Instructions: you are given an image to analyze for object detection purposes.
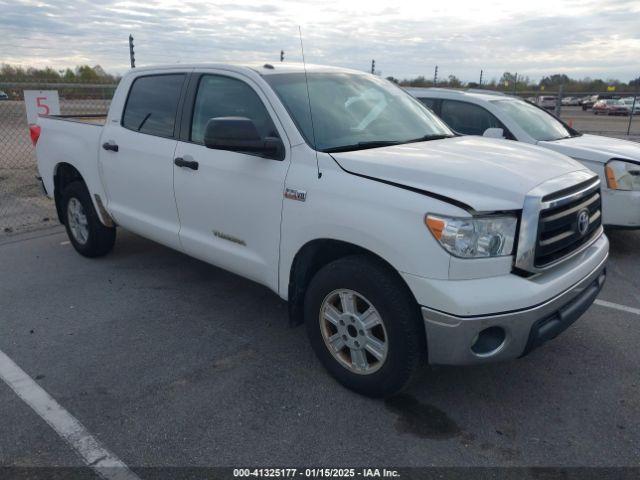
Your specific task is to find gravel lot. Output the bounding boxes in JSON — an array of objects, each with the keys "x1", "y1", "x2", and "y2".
[
  {"x1": 0, "y1": 226, "x2": 639, "y2": 475},
  {"x1": 561, "y1": 106, "x2": 640, "y2": 140}
]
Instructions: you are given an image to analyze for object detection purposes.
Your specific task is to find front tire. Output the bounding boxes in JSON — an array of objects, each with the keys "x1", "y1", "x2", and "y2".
[
  {"x1": 62, "y1": 181, "x2": 116, "y2": 257},
  {"x1": 304, "y1": 255, "x2": 426, "y2": 397}
]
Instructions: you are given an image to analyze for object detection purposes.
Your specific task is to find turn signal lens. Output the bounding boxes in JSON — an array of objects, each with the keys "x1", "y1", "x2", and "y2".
[
  {"x1": 605, "y1": 164, "x2": 618, "y2": 189},
  {"x1": 425, "y1": 216, "x2": 445, "y2": 240}
]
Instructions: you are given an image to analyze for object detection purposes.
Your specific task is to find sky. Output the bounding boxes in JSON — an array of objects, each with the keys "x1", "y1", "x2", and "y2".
[{"x1": 0, "y1": 0, "x2": 639, "y2": 82}]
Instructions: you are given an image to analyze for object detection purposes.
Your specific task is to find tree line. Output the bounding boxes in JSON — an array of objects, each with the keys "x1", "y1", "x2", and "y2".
[
  {"x1": 388, "y1": 72, "x2": 640, "y2": 93},
  {"x1": 0, "y1": 64, "x2": 120, "y2": 83},
  {"x1": 2, "y1": 64, "x2": 638, "y2": 94}
]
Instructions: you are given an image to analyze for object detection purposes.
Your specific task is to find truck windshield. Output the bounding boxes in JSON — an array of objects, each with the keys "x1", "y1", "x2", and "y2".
[
  {"x1": 491, "y1": 99, "x2": 577, "y2": 142},
  {"x1": 264, "y1": 72, "x2": 453, "y2": 152}
]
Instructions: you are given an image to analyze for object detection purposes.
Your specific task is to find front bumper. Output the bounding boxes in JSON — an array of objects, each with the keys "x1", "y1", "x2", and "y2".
[{"x1": 421, "y1": 253, "x2": 607, "y2": 366}]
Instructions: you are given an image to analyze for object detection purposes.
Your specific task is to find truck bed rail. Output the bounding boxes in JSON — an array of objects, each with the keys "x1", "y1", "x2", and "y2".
[{"x1": 41, "y1": 114, "x2": 107, "y2": 126}]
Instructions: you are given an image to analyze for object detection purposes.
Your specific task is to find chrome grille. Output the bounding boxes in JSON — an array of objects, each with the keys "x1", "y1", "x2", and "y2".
[
  {"x1": 535, "y1": 184, "x2": 601, "y2": 267},
  {"x1": 515, "y1": 171, "x2": 603, "y2": 274}
]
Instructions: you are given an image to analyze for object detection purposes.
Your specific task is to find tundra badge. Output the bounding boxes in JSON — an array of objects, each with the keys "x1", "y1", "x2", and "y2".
[{"x1": 284, "y1": 188, "x2": 307, "y2": 202}]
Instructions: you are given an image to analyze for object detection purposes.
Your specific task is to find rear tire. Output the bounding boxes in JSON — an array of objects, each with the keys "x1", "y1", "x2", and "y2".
[
  {"x1": 304, "y1": 255, "x2": 426, "y2": 397},
  {"x1": 61, "y1": 181, "x2": 116, "y2": 257}
]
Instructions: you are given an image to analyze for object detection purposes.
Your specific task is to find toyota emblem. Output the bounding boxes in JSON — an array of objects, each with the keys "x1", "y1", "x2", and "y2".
[{"x1": 577, "y1": 209, "x2": 590, "y2": 236}]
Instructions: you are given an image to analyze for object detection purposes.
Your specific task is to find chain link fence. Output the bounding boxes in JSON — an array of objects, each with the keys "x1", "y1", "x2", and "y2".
[{"x1": 0, "y1": 82, "x2": 116, "y2": 235}]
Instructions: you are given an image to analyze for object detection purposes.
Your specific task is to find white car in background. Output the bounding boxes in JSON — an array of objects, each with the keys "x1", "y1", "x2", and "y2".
[
  {"x1": 566, "y1": 96, "x2": 584, "y2": 106},
  {"x1": 622, "y1": 97, "x2": 640, "y2": 114},
  {"x1": 407, "y1": 88, "x2": 640, "y2": 228},
  {"x1": 537, "y1": 95, "x2": 557, "y2": 109},
  {"x1": 561, "y1": 96, "x2": 582, "y2": 106}
]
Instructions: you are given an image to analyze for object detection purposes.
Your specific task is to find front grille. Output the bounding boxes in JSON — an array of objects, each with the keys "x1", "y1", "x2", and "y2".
[{"x1": 534, "y1": 184, "x2": 602, "y2": 268}]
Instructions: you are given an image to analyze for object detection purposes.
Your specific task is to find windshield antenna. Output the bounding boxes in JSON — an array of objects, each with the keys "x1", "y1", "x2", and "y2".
[{"x1": 299, "y1": 26, "x2": 321, "y2": 179}]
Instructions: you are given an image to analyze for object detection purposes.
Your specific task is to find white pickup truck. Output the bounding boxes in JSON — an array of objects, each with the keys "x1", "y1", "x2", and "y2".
[{"x1": 34, "y1": 63, "x2": 608, "y2": 397}]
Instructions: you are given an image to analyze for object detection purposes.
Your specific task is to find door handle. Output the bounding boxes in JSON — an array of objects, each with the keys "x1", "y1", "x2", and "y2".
[
  {"x1": 102, "y1": 142, "x2": 119, "y2": 152},
  {"x1": 174, "y1": 157, "x2": 199, "y2": 170}
]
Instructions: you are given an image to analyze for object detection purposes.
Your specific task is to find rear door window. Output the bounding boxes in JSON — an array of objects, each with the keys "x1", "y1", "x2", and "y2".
[
  {"x1": 440, "y1": 99, "x2": 502, "y2": 135},
  {"x1": 122, "y1": 74, "x2": 186, "y2": 138}
]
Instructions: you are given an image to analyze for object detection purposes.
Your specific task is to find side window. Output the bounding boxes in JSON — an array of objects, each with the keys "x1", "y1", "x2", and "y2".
[
  {"x1": 440, "y1": 100, "x2": 502, "y2": 135},
  {"x1": 191, "y1": 75, "x2": 278, "y2": 145},
  {"x1": 418, "y1": 97, "x2": 436, "y2": 110},
  {"x1": 122, "y1": 74, "x2": 185, "y2": 137}
]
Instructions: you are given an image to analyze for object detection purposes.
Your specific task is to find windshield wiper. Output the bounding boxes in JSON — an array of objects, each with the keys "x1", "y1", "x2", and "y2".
[
  {"x1": 322, "y1": 134, "x2": 456, "y2": 153},
  {"x1": 406, "y1": 134, "x2": 455, "y2": 143},
  {"x1": 322, "y1": 140, "x2": 402, "y2": 153}
]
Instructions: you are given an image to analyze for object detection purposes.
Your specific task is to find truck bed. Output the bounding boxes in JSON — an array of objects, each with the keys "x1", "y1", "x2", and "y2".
[{"x1": 36, "y1": 115, "x2": 107, "y2": 201}]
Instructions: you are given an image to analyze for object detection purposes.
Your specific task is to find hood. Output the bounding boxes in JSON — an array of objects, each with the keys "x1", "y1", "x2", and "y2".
[
  {"x1": 539, "y1": 134, "x2": 640, "y2": 163},
  {"x1": 330, "y1": 136, "x2": 586, "y2": 212}
]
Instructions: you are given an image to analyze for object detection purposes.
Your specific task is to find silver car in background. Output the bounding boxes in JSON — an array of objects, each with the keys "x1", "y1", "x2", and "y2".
[{"x1": 406, "y1": 87, "x2": 640, "y2": 229}]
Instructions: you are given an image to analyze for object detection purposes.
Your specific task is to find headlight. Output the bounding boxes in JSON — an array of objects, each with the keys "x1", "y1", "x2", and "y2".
[
  {"x1": 425, "y1": 214, "x2": 517, "y2": 258},
  {"x1": 605, "y1": 160, "x2": 640, "y2": 191}
]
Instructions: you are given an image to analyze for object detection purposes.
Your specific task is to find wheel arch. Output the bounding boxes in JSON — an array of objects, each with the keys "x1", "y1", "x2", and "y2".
[
  {"x1": 286, "y1": 238, "x2": 419, "y2": 326},
  {"x1": 53, "y1": 162, "x2": 84, "y2": 225},
  {"x1": 53, "y1": 162, "x2": 113, "y2": 227}
]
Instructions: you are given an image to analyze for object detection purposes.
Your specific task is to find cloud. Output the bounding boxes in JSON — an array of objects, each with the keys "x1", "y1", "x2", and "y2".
[{"x1": 0, "y1": 0, "x2": 638, "y2": 81}]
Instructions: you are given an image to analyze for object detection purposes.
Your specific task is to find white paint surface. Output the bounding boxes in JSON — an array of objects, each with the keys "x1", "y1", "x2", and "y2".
[{"x1": 595, "y1": 299, "x2": 640, "y2": 316}]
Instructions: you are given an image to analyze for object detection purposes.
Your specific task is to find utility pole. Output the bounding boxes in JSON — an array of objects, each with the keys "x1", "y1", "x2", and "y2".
[
  {"x1": 371, "y1": 59, "x2": 375, "y2": 74},
  {"x1": 479, "y1": 69, "x2": 483, "y2": 87},
  {"x1": 433, "y1": 65, "x2": 438, "y2": 86},
  {"x1": 128, "y1": 34, "x2": 135, "y2": 68},
  {"x1": 512, "y1": 72, "x2": 518, "y2": 95},
  {"x1": 280, "y1": 50, "x2": 284, "y2": 62}
]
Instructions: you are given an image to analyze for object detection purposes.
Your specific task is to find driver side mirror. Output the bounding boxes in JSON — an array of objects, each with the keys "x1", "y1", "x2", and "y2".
[
  {"x1": 203, "y1": 117, "x2": 284, "y2": 160},
  {"x1": 482, "y1": 127, "x2": 505, "y2": 139}
]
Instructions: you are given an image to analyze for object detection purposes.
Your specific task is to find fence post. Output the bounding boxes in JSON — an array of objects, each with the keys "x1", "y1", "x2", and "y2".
[
  {"x1": 628, "y1": 84, "x2": 638, "y2": 136},
  {"x1": 555, "y1": 84, "x2": 563, "y2": 117}
]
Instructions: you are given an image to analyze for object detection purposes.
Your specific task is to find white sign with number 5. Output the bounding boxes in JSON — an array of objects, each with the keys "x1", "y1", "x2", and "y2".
[{"x1": 24, "y1": 90, "x2": 60, "y2": 125}]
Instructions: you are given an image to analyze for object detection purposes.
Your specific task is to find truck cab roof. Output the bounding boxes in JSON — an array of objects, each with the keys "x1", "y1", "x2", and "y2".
[{"x1": 125, "y1": 62, "x2": 365, "y2": 77}]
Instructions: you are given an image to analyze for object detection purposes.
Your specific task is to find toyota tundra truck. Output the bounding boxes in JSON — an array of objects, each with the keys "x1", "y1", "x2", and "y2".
[{"x1": 33, "y1": 63, "x2": 608, "y2": 397}]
